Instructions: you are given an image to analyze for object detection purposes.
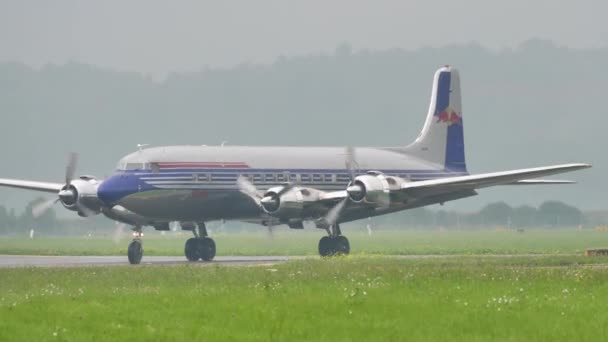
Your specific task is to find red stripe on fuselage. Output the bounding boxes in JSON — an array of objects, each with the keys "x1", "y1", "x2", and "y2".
[{"x1": 158, "y1": 162, "x2": 250, "y2": 169}]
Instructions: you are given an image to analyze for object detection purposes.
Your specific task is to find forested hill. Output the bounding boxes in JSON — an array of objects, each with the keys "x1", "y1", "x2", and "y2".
[{"x1": 0, "y1": 39, "x2": 603, "y2": 210}]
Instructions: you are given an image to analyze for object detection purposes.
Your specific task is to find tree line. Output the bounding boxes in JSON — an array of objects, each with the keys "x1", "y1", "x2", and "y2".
[
  {"x1": 0, "y1": 197, "x2": 601, "y2": 236},
  {"x1": 373, "y1": 201, "x2": 589, "y2": 229}
]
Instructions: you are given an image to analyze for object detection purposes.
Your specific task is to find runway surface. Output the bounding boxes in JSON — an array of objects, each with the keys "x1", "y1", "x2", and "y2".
[
  {"x1": 0, "y1": 255, "x2": 291, "y2": 268},
  {"x1": 0, "y1": 253, "x2": 581, "y2": 268}
]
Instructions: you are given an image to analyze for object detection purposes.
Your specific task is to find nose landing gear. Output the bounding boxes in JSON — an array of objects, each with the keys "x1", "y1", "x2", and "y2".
[{"x1": 127, "y1": 228, "x2": 144, "y2": 264}]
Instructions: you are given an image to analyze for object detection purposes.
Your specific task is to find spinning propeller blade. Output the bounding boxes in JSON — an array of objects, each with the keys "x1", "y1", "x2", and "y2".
[
  {"x1": 32, "y1": 198, "x2": 59, "y2": 218},
  {"x1": 31, "y1": 152, "x2": 82, "y2": 218}
]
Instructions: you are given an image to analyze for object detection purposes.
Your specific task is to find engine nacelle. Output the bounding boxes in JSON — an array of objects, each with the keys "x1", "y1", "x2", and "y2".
[
  {"x1": 59, "y1": 177, "x2": 102, "y2": 216},
  {"x1": 260, "y1": 186, "x2": 320, "y2": 219},
  {"x1": 102, "y1": 204, "x2": 149, "y2": 226},
  {"x1": 347, "y1": 172, "x2": 408, "y2": 204}
]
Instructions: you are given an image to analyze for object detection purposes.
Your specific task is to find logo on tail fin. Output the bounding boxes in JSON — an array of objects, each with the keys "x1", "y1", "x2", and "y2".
[{"x1": 436, "y1": 106, "x2": 462, "y2": 126}]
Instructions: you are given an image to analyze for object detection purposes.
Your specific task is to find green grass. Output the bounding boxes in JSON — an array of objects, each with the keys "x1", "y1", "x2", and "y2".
[
  {"x1": 2, "y1": 256, "x2": 608, "y2": 341},
  {"x1": 1, "y1": 229, "x2": 608, "y2": 256}
]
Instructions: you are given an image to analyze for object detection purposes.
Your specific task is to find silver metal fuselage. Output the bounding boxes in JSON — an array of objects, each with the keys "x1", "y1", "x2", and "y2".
[{"x1": 96, "y1": 145, "x2": 466, "y2": 224}]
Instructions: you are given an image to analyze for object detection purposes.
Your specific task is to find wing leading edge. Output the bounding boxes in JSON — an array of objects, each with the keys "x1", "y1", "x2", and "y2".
[
  {"x1": 400, "y1": 163, "x2": 591, "y2": 197},
  {"x1": 0, "y1": 178, "x2": 63, "y2": 193}
]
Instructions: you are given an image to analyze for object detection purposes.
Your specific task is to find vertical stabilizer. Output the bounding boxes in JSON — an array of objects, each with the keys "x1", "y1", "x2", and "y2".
[{"x1": 404, "y1": 66, "x2": 467, "y2": 172}]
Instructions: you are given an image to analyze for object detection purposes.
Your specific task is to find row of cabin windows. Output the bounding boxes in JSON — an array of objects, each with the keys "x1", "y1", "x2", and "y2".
[
  {"x1": 122, "y1": 163, "x2": 412, "y2": 181},
  {"x1": 188, "y1": 173, "x2": 411, "y2": 183},
  {"x1": 190, "y1": 173, "x2": 340, "y2": 183}
]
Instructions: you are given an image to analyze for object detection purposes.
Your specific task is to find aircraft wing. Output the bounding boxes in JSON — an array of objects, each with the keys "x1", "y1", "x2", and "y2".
[
  {"x1": 0, "y1": 178, "x2": 63, "y2": 193},
  {"x1": 400, "y1": 163, "x2": 590, "y2": 197}
]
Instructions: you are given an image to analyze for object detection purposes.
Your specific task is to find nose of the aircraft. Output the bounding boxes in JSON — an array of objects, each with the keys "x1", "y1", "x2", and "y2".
[{"x1": 97, "y1": 174, "x2": 135, "y2": 205}]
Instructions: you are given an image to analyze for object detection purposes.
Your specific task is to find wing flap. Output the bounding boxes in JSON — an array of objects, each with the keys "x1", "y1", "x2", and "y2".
[
  {"x1": 0, "y1": 178, "x2": 63, "y2": 193},
  {"x1": 401, "y1": 163, "x2": 590, "y2": 197}
]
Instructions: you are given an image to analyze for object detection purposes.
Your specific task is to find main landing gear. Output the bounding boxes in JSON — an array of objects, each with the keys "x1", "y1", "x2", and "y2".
[
  {"x1": 318, "y1": 223, "x2": 350, "y2": 257},
  {"x1": 184, "y1": 222, "x2": 216, "y2": 262},
  {"x1": 128, "y1": 227, "x2": 144, "y2": 265}
]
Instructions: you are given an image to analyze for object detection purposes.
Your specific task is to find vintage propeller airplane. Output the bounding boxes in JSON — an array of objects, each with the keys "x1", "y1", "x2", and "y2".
[{"x1": 0, "y1": 66, "x2": 590, "y2": 264}]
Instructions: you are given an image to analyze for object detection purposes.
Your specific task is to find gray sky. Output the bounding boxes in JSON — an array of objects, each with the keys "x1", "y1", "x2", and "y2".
[{"x1": 1, "y1": 0, "x2": 606, "y2": 77}]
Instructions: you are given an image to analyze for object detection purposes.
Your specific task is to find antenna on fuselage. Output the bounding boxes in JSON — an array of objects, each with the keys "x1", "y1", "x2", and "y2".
[
  {"x1": 220, "y1": 141, "x2": 228, "y2": 167},
  {"x1": 136, "y1": 144, "x2": 149, "y2": 151}
]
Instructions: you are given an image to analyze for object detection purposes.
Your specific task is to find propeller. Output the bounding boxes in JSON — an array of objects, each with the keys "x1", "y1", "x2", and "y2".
[
  {"x1": 32, "y1": 152, "x2": 96, "y2": 218},
  {"x1": 237, "y1": 176, "x2": 291, "y2": 239},
  {"x1": 366, "y1": 217, "x2": 373, "y2": 236},
  {"x1": 345, "y1": 145, "x2": 357, "y2": 181},
  {"x1": 236, "y1": 176, "x2": 261, "y2": 203},
  {"x1": 31, "y1": 198, "x2": 59, "y2": 218},
  {"x1": 323, "y1": 197, "x2": 348, "y2": 228},
  {"x1": 237, "y1": 175, "x2": 296, "y2": 212},
  {"x1": 317, "y1": 146, "x2": 357, "y2": 228},
  {"x1": 321, "y1": 146, "x2": 391, "y2": 227},
  {"x1": 65, "y1": 152, "x2": 78, "y2": 185}
]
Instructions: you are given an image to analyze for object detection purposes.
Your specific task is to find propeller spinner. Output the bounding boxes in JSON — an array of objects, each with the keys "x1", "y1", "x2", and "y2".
[{"x1": 32, "y1": 153, "x2": 98, "y2": 218}]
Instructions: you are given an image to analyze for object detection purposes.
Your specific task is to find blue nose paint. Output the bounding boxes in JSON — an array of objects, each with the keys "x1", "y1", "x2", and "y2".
[{"x1": 97, "y1": 172, "x2": 139, "y2": 205}]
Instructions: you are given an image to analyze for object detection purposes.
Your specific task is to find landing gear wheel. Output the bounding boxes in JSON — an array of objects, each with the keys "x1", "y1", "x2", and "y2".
[
  {"x1": 185, "y1": 238, "x2": 200, "y2": 261},
  {"x1": 334, "y1": 236, "x2": 350, "y2": 255},
  {"x1": 319, "y1": 236, "x2": 333, "y2": 257},
  {"x1": 197, "y1": 237, "x2": 216, "y2": 261},
  {"x1": 128, "y1": 240, "x2": 143, "y2": 264},
  {"x1": 318, "y1": 236, "x2": 350, "y2": 257}
]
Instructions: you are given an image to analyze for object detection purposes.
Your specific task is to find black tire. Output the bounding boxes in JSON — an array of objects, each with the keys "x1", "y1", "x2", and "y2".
[
  {"x1": 185, "y1": 238, "x2": 200, "y2": 261},
  {"x1": 318, "y1": 236, "x2": 333, "y2": 257},
  {"x1": 128, "y1": 240, "x2": 143, "y2": 264},
  {"x1": 334, "y1": 236, "x2": 350, "y2": 255},
  {"x1": 198, "y1": 238, "x2": 216, "y2": 261}
]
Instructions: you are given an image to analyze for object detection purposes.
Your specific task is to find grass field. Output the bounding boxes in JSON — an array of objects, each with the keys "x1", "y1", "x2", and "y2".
[
  {"x1": 2, "y1": 229, "x2": 608, "y2": 340},
  {"x1": 1, "y1": 229, "x2": 608, "y2": 256},
  {"x1": 1, "y1": 256, "x2": 608, "y2": 341}
]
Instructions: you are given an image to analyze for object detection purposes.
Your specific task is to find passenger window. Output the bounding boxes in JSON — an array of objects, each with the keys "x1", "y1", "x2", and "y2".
[
  {"x1": 276, "y1": 173, "x2": 285, "y2": 182},
  {"x1": 336, "y1": 173, "x2": 349, "y2": 182}
]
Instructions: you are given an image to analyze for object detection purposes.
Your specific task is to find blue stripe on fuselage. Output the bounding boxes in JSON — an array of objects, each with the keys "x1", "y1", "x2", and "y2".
[{"x1": 97, "y1": 168, "x2": 469, "y2": 205}]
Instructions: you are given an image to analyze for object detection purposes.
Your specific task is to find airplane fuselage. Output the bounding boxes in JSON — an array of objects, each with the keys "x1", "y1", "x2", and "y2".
[{"x1": 97, "y1": 145, "x2": 468, "y2": 222}]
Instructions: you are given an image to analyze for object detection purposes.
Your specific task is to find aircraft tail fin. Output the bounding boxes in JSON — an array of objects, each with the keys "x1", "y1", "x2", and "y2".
[{"x1": 404, "y1": 66, "x2": 467, "y2": 172}]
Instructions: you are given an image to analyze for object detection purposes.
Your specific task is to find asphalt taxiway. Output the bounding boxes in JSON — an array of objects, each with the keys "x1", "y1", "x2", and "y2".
[{"x1": 0, "y1": 254, "x2": 589, "y2": 268}]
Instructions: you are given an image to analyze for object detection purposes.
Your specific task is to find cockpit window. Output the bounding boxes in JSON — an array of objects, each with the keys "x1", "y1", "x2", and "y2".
[
  {"x1": 126, "y1": 163, "x2": 144, "y2": 170},
  {"x1": 117, "y1": 162, "x2": 148, "y2": 171}
]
